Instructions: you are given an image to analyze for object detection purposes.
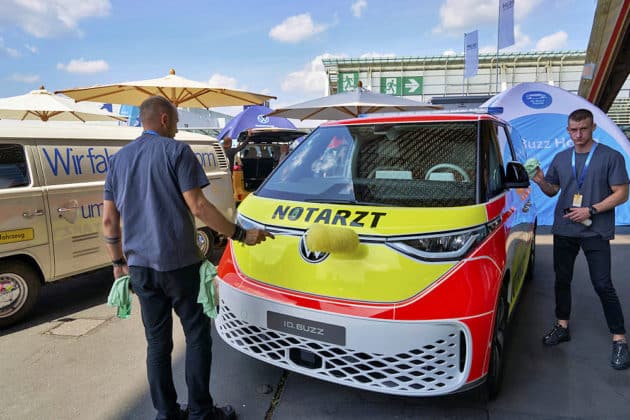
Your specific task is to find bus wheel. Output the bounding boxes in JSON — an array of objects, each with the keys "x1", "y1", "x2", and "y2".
[
  {"x1": 485, "y1": 281, "x2": 509, "y2": 400},
  {"x1": 196, "y1": 228, "x2": 214, "y2": 260},
  {"x1": 0, "y1": 260, "x2": 41, "y2": 328}
]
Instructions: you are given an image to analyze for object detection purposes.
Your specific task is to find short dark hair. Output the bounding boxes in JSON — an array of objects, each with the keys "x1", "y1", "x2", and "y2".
[
  {"x1": 140, "y1": 95, "x2": 176, "y2": 123},
  {"x1": 568, "y1": 108, "x2": 594, "y2": 124}
]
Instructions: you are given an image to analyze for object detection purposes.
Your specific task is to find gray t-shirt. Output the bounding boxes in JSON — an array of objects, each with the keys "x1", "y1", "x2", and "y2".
[
  {"x1": 104, "y1": 133, "x2": 209, "y2": 271},
  {"x1": 546, "y1": 142, "x2": 629, "y2": 239}
]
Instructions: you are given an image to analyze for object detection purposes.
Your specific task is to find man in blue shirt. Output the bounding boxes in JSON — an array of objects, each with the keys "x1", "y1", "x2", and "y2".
[
  {"x1": 532, "y1": 108, "x2": 629, "y2": 370},
  {"x1": 103, "y1": 95, "x2": 273, "y2": 419}
]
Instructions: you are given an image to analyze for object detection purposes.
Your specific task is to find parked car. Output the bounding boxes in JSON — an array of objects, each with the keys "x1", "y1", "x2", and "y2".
[
  {"x1": 215, "y1": 111, "x2": 537, "y2": 399},
  {"x1": 231, "y1": 128, "x2": 307, "y2": 204}
]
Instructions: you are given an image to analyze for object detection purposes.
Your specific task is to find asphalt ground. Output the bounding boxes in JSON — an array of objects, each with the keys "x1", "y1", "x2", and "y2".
[{"x1": 1, "y1": 232, "x2": 630, "y2": 419}]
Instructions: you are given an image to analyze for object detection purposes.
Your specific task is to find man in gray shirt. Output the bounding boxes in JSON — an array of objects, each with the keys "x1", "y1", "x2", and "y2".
[
  {"x1": 103, "y1": 96, "x2": 273, "y2": 419},
  {"x1": 532, "y1": 108, "x2": 629, "y2": 370}
]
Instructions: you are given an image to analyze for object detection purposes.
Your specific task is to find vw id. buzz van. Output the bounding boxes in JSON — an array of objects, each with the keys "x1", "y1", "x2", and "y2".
[
  {"x1": 0, "y1": 122, "x2": 234, "y2": 327},
  {"x1": 215, "y1": 112, "x2": 536, "y2": 399}
]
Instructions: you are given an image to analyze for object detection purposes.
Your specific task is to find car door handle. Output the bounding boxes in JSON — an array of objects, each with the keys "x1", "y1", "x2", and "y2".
[
  {"x1": 23, "y1": 209, "x2": 45, "y2": 217},
  {"x1": 57, "y1": 206, "x2": 78, "y2": 213}
]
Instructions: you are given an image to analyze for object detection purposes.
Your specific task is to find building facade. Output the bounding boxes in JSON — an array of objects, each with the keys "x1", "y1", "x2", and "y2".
[{"x1": 322, "y1": 51, "x2": 630, "y2": 124}]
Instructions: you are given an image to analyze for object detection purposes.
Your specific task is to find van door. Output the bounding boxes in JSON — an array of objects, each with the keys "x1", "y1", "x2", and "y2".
[
  {"x1": 0, "y1": 142, "x2": 50, "y2": 275},
  {"x1": 495, "y1": 123, "x2": 536, "y2": 301},
  {"x1": 37, "y1": 142, "x2": 117, "y2": 278}
]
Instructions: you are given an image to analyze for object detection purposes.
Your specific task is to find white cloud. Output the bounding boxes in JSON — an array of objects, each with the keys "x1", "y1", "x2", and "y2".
[
  {"x1": 281, "y1": 53, "x2": 347, "y2": 94},
  {"x1": 25, "y1": 43, "x2": 38, "y2": 53},
  {"x1": 433, "y1": 0, "x2": 542, "y2": 35},
  {"x1": 479, "y1": 45, "x2": 496, "y2": 54},
  {"x1": 535, "y1": 31, "x2": 568, "y2": 51},
  {"x1": 0, "y1": 37, "x2": 20, "y2": 57},
  {"x1": 442, "y1": 49, "x2": 457, "y2": 56},
  {"x1": 269, "y1": 13, "x2": 327, "y2": 43},
  {"x1": 0, "y1": 0, "x2": 111, "y2": 38},
  {"x1": 500, "y1": 24, "x2": 532, "y2": 52},
  {"x1": 351, "y1": 0, "x2": 367, "y2": 18},
  {"x1": 207, "y1": 73, "x2": 239, "y2": 89},
  {"x1": 9, "y1": 73, "x2": 40, "y2": 83},
  {"x1": 478, "y1": 24, "x2": 531, "y2": 53},
  {"x1": 57, "y1": 58, "x2": 109, "y2": 73}
]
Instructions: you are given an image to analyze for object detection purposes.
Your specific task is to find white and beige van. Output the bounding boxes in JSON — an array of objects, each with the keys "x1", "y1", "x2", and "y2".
[{"x1": 0, "y1": 122, "x2": 234, "y2": 327}]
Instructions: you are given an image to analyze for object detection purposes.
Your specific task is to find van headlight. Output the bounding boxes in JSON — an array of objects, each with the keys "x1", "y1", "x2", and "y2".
[
  {"x1": 236, "y1": 213, "x2": 265, "y2": 231},
  {"x1": 386, "y1": 219, "x2": 499, "y2": 262}
]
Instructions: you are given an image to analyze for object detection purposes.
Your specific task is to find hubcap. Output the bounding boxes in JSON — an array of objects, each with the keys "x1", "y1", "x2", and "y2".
[{"x1": 0, "y1": 274, "x2": 27, "y2": 316}]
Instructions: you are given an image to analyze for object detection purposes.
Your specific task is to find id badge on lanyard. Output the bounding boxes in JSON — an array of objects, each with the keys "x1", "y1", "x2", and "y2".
[{"x1": 572, "y1": 143, "x2": 598, "y2": 208}]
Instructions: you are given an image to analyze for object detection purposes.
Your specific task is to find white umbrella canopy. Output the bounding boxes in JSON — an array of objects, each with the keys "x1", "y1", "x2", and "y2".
[
  {"x1": 56, "y1": 69, "x2": 276, "y2": 108},
  {"x1": 0, "y1": 87, "x2": 127, "y2": 122},
  {"x1": 267, "y1": 88, "x2": 442, "y2": 121}
]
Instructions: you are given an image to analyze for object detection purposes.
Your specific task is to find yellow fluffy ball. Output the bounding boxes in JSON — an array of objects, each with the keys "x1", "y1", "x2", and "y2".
[{"x1": 305, "y1": 224, "x2": 359, "y2": 253}]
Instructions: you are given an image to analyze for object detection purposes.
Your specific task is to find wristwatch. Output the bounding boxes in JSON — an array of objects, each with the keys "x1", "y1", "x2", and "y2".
[
  {"x1": 112, "y1": 257, "x2": 126, "y2": 267},
  {"x1": 589, "y1": 205, "x2": 598, "y2": 216}
]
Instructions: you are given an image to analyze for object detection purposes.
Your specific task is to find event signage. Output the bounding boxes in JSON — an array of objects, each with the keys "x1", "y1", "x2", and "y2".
[
  {"x1": 522, "y1": 91, "x2": 553, "y2": 109},
  {"x1": 339, "y1": 72, "x2": 359, "y2": 92},
  {"x1": 380, "y1": 76, "x2": 423, "y2": 96}
]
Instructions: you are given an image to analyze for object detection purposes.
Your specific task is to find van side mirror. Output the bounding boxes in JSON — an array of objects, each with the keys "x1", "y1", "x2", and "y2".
[{"x1": 504, "y1": 162, "x2": 530, "y2": 189}]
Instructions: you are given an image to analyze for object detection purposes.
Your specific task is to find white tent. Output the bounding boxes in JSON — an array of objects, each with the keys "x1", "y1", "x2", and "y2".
[{"x1": 482, "y1": 82, "x2": 630, "y2": 226}]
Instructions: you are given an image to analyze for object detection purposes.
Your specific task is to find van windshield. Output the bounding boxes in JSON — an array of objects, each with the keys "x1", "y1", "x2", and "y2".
[{"x1": 257, "y1": 122, "x2": 478, "y2": 207}]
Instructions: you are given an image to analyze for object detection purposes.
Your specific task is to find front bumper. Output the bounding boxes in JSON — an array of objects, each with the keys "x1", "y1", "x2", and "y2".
[{"x1": 215, "y1": 280, "x2": 475, "y2": 396}]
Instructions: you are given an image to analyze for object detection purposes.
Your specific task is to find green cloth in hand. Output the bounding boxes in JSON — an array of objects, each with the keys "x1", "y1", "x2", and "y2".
[
  {"x1": 107, "y1": 275, "x2": 132, "y2": 319},
  {"x1": 524, "y1": 158, "x2": 541, "y2": 179},
  {"x1": 198, "y1": 260, "x2": 218, "y2": 319}
]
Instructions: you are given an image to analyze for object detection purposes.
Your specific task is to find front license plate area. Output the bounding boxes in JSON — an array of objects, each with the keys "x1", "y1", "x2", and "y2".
[{"x1": 267, "y1": 311, "x2": 346, "y2": 346}]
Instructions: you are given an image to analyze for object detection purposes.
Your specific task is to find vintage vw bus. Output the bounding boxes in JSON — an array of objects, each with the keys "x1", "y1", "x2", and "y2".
[
  {"x1": 0, "y1": 122, "x2": 233, "y2": 327},
  {"x1": 215, "y1": 112, "x2": 536, "y2": 399}
]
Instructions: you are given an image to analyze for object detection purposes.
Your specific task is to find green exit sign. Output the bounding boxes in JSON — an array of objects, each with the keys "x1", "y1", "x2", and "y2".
[{"x1": 380, "y1": 76, "x2": 423, "y2": 96}]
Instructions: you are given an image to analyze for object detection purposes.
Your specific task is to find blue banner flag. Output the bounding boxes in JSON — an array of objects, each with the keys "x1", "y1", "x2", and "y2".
[
  {"x1": 498, "y1": 0, "x2": 515, "y2": 49},
  {"x1": 464, "y1": 30, "x2": 479, "y2": 78}
]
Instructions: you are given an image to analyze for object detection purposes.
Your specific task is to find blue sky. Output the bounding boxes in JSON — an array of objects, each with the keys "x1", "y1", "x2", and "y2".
[{"x1": 0, "y1": 0, "x2": 598, "y2": 113}]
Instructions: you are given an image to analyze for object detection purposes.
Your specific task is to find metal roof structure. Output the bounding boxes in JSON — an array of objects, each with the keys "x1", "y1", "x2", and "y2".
[{"x1": 578, "y1": 0, "x2": 630, "y2": 112}]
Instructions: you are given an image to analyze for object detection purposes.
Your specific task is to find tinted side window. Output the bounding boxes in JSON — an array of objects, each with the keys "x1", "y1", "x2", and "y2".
[
  {"x1": 497, "y1": 124, "x2": 516, "y2": 169},
  {"x1": 481, "y1": 122, "x2": 504, "y2": 200},
  {"x1": 507, "y1": 125, "x2": 528, "y2": 163},
  {"x1": 0, "y1": 144, "x2": 30, "y2": 189}
]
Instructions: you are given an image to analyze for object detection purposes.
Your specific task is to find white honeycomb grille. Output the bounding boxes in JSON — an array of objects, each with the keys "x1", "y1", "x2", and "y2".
[{"x1": 216, "y1": 302, "x2": 469, "y2": 396}]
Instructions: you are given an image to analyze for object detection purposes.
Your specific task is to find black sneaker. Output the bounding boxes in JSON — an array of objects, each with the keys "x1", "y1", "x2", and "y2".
[
  {"x1": 211, "y1": 405, "x2": 236, "y2": 420},
  {"x1": 611, "y1": 340, "x2": 630, "y2": 370},
  {"x1": 542, "y1": 324, "x2": 570, "y2": 346}
]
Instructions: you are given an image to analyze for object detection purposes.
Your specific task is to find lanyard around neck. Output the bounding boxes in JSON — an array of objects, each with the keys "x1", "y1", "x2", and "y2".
[
  {"x1": 142, "y1": 130, "x2": 160, "y2": 136},
  {"x1": 572, "y1": 142, "x2": 597, "y2": 193}
]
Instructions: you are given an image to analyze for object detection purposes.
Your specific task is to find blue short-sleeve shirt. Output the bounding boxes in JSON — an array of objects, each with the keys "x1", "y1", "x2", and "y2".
[
  {"x1": 546, "y1": 142, "x2": 629, "y2": 239},
  {"x1": 104, "y1": 133, "x2": 209, "y2": 271}
]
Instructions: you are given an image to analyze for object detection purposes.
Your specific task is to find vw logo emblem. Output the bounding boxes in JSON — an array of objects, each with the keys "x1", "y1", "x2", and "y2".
[
  {"x1": 298, "y1": 233, "x2": 329, "y2": 263},
  {"x1": 257, "y1": 114, "x2": 270, "y2": 124}
]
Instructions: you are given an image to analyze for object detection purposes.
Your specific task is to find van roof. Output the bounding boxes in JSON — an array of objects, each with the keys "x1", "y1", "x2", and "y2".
[
  {"x1": 0, "y1": 121, "x2": 217, "y2": 142},
  {"x1": 322, "y1": 112, "x2": 503, "y2": 127}
]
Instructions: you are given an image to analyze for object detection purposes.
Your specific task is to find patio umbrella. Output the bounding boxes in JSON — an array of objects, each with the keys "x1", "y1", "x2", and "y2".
[
  {"x1": 267, "y1": 88, "x2": 441, "y2": 120},
  {"x1": 0, "y1": 87, "x2": 127, "y2": 122},
  {"x1": 217, "y1": 105, "x2": 295, "y2": 140},
  {"x1": 56, "y1": 69, "x2": 276, "y2": 108}
]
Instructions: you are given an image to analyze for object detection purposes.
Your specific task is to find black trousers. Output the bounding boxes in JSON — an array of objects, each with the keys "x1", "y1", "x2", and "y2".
[
  {"x1": 553, "y1": 235, "x2": 626, "y2": 334},
  {"x1": 129, "y1": 262, "x2": 214, "y2": 420}
]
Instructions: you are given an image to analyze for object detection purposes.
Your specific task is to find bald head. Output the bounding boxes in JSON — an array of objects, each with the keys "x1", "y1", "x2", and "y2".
[{"x1": 140, "y1": 95, "x2": 179, "y2": 138}]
